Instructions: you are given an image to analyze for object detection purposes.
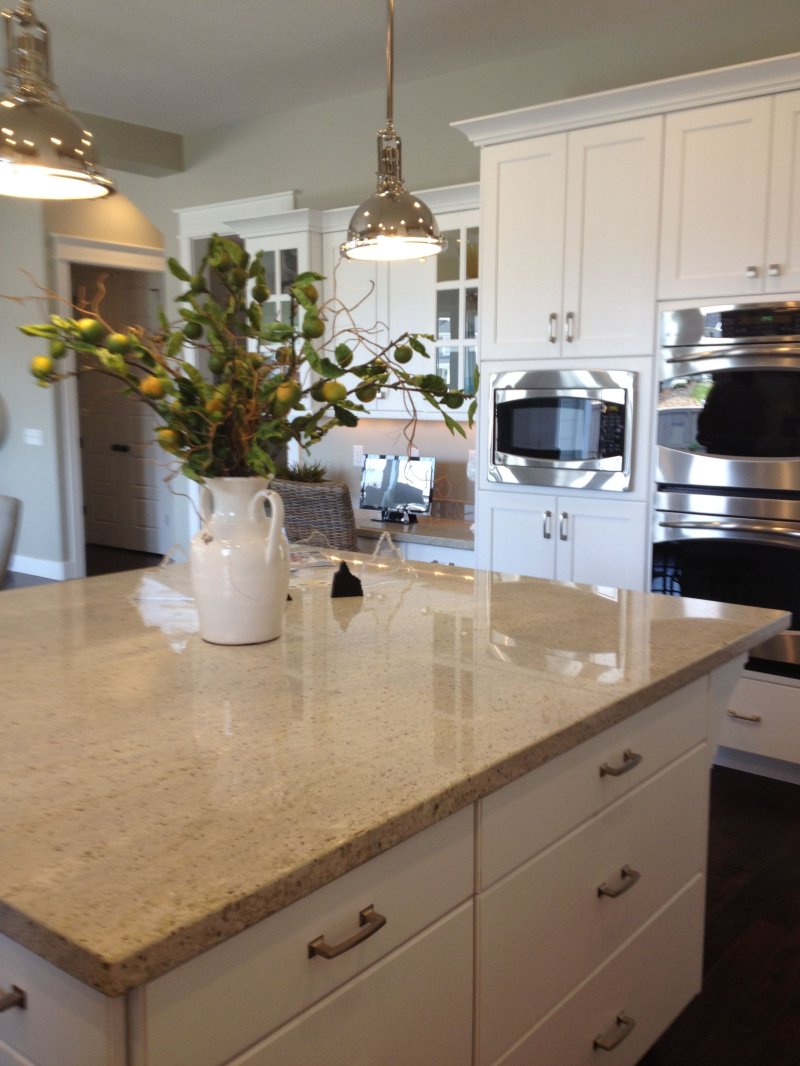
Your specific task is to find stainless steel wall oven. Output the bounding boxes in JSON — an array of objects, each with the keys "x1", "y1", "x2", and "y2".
[{"x1": 653, "y1": 300, "x2": 800, "y2": 677}]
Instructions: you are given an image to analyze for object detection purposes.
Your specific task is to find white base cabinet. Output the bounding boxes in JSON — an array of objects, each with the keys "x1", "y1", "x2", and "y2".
[
  {"x1": 0, "y1": 669, "x2": 734, "y2": 1066},
  {"x1": 477, "y1": 490, "x2": 649, "y2": 591}
]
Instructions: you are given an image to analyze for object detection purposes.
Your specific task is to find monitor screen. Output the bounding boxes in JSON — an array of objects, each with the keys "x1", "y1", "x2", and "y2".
[{"x1": 359, "y1": 454, "x2": 436, "y2": 521}]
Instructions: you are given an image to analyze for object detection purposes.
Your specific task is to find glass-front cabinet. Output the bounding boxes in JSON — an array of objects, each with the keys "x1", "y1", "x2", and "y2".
[{"x1": 435, "y1": 219, "x2": 479, "y2": 397}]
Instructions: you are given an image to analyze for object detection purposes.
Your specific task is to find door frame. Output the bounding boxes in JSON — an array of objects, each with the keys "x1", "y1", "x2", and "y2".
[{"x1": 50, "y1": 235, "x2": 166, "y2": 579}]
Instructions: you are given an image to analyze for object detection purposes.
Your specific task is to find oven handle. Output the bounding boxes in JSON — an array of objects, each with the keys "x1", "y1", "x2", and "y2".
[
  {"x1": 664, "y1": 343, "x2": 800, "y2": 364},
  {"x1": 659, "y1": 518, "x2": 800, "y2": 539}
]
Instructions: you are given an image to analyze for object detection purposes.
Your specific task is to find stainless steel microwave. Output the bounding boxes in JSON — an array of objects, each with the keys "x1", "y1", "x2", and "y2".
[{"x1": 489, "y1": 369, "x2": 635, "y2": 491}]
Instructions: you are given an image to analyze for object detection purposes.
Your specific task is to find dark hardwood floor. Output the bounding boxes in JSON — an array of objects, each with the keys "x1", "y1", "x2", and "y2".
[
  {"x1": 84, "y1": 543, "x2": 163, "y2": 576},
  {"x1": 640, "y1": 765, "x2": 800, "y2": 1065}
]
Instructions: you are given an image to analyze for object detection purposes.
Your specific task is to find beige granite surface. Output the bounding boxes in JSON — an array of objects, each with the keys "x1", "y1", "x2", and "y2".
[
  {"x1": 354, "y1": 509, "x2": 474, "y2": 549},
  {"x1": 0, "y1": 557, "x2": 787, "y2": 996}
]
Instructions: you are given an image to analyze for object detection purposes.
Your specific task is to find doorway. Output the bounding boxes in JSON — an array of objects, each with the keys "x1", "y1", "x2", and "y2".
[{"x1": 51, "y1": 237, "x2": 169, "y2": 579}]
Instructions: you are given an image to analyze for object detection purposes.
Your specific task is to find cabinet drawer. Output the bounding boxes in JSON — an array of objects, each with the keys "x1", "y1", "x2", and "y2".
[
  {"x1": 491, "y1": 875, "x2": 704, "y2": 1066},
  {"x1": 480, "y1": 676, "x2": 709, "y2": 886},
  {"x1": 228, "y1": 903, "x2": 473, "y2": 1066},
  {"x1": 719, "y1": 674, "x2": 800, "y2": 764},
  {"x1": 132, "y1": 806, "x2": 473, "y2": 1066},
  {"x1": 0, "y1": 932, "x2": 126, "y2": 1066},
  {"x1": 477, "y1": 746, "x2": 707, "y2": 1065}
]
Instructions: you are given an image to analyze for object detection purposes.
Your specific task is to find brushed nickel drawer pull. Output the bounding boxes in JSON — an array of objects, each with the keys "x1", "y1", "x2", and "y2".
[
  {"x1": 727, "y1": 708, "x2": 762, "y2": 723},
  {"x1": 594, "y1": 1012, "x2": 636, "y2": 1051},
  {"x1": 598, "y1": 864, "x2": 641, "y2": 898},
  {"x1": 0, "y1": 985, "x2": 26, "y2": 1012},
  {"x1": 308, "y1": 905, "x2": 387, "y2": 960},
  {"x1": 548, "y1": 311, "x2": 558, "y2": 343},
  {"x1": 599, "y1": 749, "x2": 643, "y2": 777}
]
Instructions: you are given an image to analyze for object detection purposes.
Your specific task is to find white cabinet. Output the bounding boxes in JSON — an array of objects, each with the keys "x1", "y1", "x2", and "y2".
[
  {"x1": 228, "y1": 904, "x2": 473, "y2": 1066},
  {"x1": 480, "y1": 116, "x2": 662, "y2": 361},
  {"x1": 659, "y1": 90, "x2": 800, "y2": 299},
  {"x1": 478, "y1": 490, "x2": 649, "y2": 591},
  {"x1": 718, "y1": 671, "x2": 800, "y2": 766},
  {"x1": 476, "y1": 676, "x2": 715, "y2": 1066}
]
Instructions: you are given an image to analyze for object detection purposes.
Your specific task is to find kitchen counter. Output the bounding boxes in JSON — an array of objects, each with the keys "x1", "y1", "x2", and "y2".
[
  {"x1": 353, "y1": 509, "x2": 474, "y2": 549},
  {"x1": 0, "y1": 557, "x2": 787, "y2": 998}
]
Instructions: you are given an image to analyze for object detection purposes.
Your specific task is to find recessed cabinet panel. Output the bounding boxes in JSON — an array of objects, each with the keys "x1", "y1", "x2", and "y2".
[
  {"x1": 658, "y1": 97, "x2": 773, "y2": 298},
  {"x1": 766, "y1": 90, "x2": 800, "y2": 294}
]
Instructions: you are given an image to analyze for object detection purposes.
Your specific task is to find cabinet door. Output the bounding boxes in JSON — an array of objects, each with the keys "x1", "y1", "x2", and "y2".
[
  {"x1": 481, "y1": 135, "x2": 567, "y2": 360},
  {"x1": 228, "y1": 904, "x2": 473, "y2": 1066},
  {"x1": 371, "y1": 256, "x2": 437, "y2": 417},
  {"x1": 766, "y1": 89, "x2": 800, "y2": 294},
  {"x1": 659, "y1": 97, "x2": 772, "y2": 299},
  {"x1": 563, "y1": 116, "x2": 661, "y2": 357},
  {"x1": 477, "y1": 491, "x2": 558, "y2": 578},
  {"x1": 555, "y1": 498, "x2": 648, "y2": 591}
]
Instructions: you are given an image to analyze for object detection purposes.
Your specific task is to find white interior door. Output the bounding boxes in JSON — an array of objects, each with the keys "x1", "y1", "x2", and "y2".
[{"x1": 72, "y1": 265, "x2": 173, "y2": 555}]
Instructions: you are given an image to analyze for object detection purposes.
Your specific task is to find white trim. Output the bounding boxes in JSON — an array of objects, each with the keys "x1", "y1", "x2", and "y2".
[
  {"x1": 175, "y1": 192, "x2": 297, "y2": 238},
  {"x1": 49, "y1": 236, "x2": 167, "y2": 581},
  {"x1": 453, "y1": 52, "x2": 800, "y2": 146},
  {"x1": 234, "y1": 207, "x2": 324, "y2": 240},
  {"x1": 9, "y1": 553, "x2": 67, "y2": 581}
]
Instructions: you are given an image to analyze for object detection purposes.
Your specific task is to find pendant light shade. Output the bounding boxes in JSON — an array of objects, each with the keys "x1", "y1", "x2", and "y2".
[
  {"x1": 341, "y1": 0, "x2": 444, "y2": 262},
  {"x1": 0, "y1": 1, "x2": 114, "y2": 200}
]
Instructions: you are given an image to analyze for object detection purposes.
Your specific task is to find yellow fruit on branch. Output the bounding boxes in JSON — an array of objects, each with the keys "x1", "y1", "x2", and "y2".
[{"x1": 139, "y1": 375, "x2": 166, "y2": 399}]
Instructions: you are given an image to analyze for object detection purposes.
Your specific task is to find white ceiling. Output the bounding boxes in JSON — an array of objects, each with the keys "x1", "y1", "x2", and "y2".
[{"x1": 24, "y1": 0, "x2": 777, "y2": 136}]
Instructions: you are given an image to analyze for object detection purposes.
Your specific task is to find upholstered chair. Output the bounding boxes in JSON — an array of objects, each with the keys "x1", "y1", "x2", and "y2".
[{"x1": 0, "y1": 496, "x2": 21, "y2": 586}]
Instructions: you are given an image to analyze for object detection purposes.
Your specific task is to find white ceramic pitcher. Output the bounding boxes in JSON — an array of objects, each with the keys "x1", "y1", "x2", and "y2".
[{"x1": 190, "y1": 477, "x2": 290, "y2": 645}]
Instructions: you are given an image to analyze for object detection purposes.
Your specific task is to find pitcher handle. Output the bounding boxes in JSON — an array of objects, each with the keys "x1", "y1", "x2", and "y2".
[{"x1": 250, "y1": 488, "x2": 285, "y2": 563}]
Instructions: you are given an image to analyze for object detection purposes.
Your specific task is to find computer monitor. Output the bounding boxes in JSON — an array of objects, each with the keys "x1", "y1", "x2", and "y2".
[{"x1": 359, "y1": 454, "x2": 436, "y2": 524}]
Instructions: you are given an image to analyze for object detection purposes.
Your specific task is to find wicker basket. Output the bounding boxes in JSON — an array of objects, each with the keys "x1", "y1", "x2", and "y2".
[{"x1": 271, "y1": 479, "x2": 358, "y2": 551}]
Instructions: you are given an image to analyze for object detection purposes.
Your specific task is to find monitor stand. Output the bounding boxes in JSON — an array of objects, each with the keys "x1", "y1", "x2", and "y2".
[{"x1": 371, "y1": 508, "x2": 418, "y2": 525}]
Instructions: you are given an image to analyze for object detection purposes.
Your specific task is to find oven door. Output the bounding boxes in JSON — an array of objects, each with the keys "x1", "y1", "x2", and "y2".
[
  {"x1": 656, "y1": 348, "x2": 800, "y2": 491},
  {"x1": 653, "y1": 489, "x2": 800, "y2": 676}
]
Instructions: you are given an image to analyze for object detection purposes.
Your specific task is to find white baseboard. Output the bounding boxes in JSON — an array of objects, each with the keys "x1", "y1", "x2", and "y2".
[{"x1": 9, "y1": 554, "x2": 69, "y2": 581}]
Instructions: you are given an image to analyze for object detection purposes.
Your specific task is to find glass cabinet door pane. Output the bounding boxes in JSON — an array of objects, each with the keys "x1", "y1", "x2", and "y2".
[
  {"x1": 436, "y1": 346, "x2": 459, "y2": 386},
  {"x1": 437, "y1": 230, "x2": 460, "y2": 283},
  {"x1": 464, "y1": 346, "x2": 477, "y2": 394},
  {"x1": 280, "y1": 248, "x2": 298, "y2": 291},
  {"x1": 437, "y1": 290, "x2": 459, "y2": 340},
  {"x1": 465, "y1": 227, "x2": 479, "y2": 280},
  {"x1": 464, "y1": 287, "x2": 478, "y2": 339},
  {"x1": 261, "y1": 250, "x2": 277, "y2": 294}
]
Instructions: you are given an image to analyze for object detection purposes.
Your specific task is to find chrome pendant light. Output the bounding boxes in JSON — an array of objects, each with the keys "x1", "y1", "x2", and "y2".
[
  {"x1": 340, "y1": 0, "x2": 445, "y2": 262},
  {"x1": 0, "y1": 0, "x2": 114, "y2": 200}
]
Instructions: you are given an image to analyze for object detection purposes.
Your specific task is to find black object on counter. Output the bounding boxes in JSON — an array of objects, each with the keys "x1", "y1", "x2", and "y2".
[{"x1": 331, "y1": 561, "x2": 363, "y2": 598}]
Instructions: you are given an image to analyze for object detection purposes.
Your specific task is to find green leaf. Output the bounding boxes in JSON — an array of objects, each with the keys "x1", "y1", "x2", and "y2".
[
  {"x1": 467, "y1": 398, "x2": 478, "y2": 425},
  {"x1": 166, "y1": 332, "x2": 184, "y2": 358},
  {"x1": 167, "y1": 257, "x2": 191, "y2": 282},
  {"x1": 408, "y1": 335, "x2": 430, "y2": 357},
  {"x1": 332, "y1": 404, "x2": 359, "y2": 428},
  {"x1": 18, "y1": 324, "x2": 58, "y2": 338}
]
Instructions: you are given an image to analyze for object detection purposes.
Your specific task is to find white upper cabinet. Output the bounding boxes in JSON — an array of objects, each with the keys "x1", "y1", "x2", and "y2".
[
  {"x1": 481, "y1": 115, "x2": 662, "y2": 361},
  {"x1": 659, "y1": 90, "x2": 800, "y2": 299}
]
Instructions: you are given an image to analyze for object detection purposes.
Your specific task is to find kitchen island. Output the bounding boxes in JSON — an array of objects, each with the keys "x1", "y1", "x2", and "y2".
[{"x1": 0, "y1": 557, "x2": 788, "y2": 1066}]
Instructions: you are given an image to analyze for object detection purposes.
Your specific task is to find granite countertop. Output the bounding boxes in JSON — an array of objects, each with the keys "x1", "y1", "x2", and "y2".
[
  {"x1": 354, "y1": 509, "x2": 474, "y2": 549},
  {"x1": 0, "y1": 557, "x2": 787, "y2": 996}
]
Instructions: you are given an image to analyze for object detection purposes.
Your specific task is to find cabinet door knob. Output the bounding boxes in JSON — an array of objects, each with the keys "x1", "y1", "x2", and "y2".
[
  {"x1": 594, "y1": 1012, "x2": 636, "y2": 1051},
  {"x1": 768, "y1": 263, "x2": 781, "y2": 276},
  {"x1": 598, "y1": 864, "x2": 641, "y2": 898},
  {"x1": 599, "y1": 748, "x2": 643, "y2": 777},
  {"x1": 548, "y1": 312, "x2": 558, "y2": 343},
  {"x1": 0, "y1": 985, "x2": 26, "y2": 1012},
  {"x1": 543, "y1": 510, "x2": 552, "y2": 540},
  {"x1": 565, "y1": 311, "x2": 575, "y2": 342},
  {"x1": 559, "y1": 511, "x2": 568, "y2": 541},
  {"x1": 745, "y1": 265, "x2": 759, "y2": 278},
  {"x1": 308, "y1": 905, "x2": 386, "y2": 960}
]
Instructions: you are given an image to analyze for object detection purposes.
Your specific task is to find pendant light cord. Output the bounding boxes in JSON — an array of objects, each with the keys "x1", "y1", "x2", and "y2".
[{"x1": 385, "y1": 0, "x2": 394, "y2": 129}]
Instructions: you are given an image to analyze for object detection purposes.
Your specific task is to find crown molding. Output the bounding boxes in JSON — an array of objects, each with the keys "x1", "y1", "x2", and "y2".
[{"x1": 453, "y1": 52, "x2": 800, "y2": 147}]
